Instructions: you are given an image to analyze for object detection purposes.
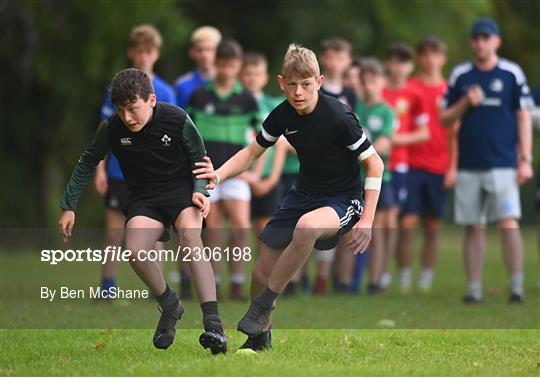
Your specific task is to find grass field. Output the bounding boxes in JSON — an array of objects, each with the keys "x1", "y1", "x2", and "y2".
[{"x1": 1, "y1": 227, "x2": 538, "y2": 376}]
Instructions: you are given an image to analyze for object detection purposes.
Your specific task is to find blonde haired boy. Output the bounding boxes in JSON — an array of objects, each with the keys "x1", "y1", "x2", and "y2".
[{"x1": 194, "y1": 44, "x2": 384, "y2": 351}]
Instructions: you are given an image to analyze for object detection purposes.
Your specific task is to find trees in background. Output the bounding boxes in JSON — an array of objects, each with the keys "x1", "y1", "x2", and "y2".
[{"x1": 1, "y1": 0, "x2": 538, "y2": 226}]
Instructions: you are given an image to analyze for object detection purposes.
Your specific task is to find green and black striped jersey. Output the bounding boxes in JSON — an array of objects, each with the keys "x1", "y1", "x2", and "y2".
[{"x1": 187, "y1": 81, "x2": 260, "y2": 169}]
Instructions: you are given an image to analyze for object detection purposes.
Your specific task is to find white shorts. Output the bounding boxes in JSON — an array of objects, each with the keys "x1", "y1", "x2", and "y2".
[
  {"x1": 209, "y1": 177, "x2": 251, "y2": 203},
  {"x1": 455, "y1": 169, "x2": 521, "y2": 225}
]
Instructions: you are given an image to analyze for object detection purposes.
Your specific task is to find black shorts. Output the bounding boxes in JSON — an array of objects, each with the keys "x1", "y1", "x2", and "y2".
[
  {"x1": 105, "y1": 179, "x2": 130, "y2": 210},
  {"x1": 259, "y1": 185, "x2": 363, "y2": 251},
  {"x1": 251, "y1": 186, "x2": 280, "y2": 218},
  {"x1": 122, "y1": 185, "x2": 198, "y2": 230}
]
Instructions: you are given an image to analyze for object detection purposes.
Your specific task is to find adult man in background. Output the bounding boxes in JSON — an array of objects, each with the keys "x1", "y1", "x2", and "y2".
[{"x1": 441, "y1": 17, "x2": 534, "y2": 304}]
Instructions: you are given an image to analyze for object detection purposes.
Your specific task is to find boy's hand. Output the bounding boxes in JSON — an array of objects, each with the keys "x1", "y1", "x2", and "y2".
[
  {"x1": 58, "y1": 210, "x2": 75, "y2": 243},
  {"x1": 443, "y1": 166, "x2": 457, "y2": 189},
  {"x1": 193, "y1": 156, "x2": 219, "y2": 189},
  {"x1": 192, "y1": 192, "x2": 210, "y2": 218},
  {"x1": 347, "y1": 219, "x2": 372, "y2": 254},
  {"x1": 467, "y1": 85, "x2": 485, "y2": 107}
]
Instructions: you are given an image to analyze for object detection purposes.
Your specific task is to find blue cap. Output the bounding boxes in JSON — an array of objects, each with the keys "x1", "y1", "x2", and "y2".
[{"x1": 470, "y1": 17, "x2": 500, "y2": 36}]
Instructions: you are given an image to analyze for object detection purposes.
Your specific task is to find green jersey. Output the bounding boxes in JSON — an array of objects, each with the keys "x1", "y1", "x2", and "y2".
[
  {"x1": 258, "y1": 94, "x2": 292, "y2": 178},
  {"x1": 355, "y1": 101, "x2": 396, "y2": 182}
]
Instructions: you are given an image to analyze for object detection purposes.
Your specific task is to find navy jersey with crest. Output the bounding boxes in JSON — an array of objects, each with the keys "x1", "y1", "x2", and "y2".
[{"x1": 443, "y1": 58, "x2": 534, "y2": 169}]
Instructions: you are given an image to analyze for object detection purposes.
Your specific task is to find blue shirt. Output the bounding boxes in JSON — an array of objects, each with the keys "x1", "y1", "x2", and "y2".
[
  {"x1": 100, "y1": 74, "x2": 176, "y2": 180},
  {"x1": 174, "y1": 69, "x2": 208, "y2": 110},
  {"x1": 443, "y1": 58, "x2": 534, "y2": 170}
]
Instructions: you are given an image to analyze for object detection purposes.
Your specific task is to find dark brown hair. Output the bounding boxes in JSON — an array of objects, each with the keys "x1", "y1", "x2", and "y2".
[
  {"x1": 320, "y1": 37, "x2": 352, "y2": 54},
  {"x1": 385, "y1": 42, "x2": 414, "y2": 62},
  {"x1": 111, "y1": 68, "x2": 154, "y2": 106},
  {"x1": 416, "y1": 35, "x2": 447, "y2": 55},
  {"x1": 360, "y1": 57, "x2": 384, "y2": 77},
  {"x1": 243, "y1": 51, "x2": 268, "y2": 68},
  {"x1": 216, "y1": 39, "x2": 243, "y2": 60}
]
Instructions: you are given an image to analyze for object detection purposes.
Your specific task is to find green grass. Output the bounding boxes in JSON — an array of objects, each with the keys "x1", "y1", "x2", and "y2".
[
  {"x1": 1, "y1": 227, "x2": 539, "y2": 375},
  {"x1": 1, "y1": 329, "x2": 538, "y2": 376}
]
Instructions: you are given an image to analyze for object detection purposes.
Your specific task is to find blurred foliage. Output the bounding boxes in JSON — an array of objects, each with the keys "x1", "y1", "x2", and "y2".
[{"x1": 1, "y1": 0, "x2": 538, "y2": 226}]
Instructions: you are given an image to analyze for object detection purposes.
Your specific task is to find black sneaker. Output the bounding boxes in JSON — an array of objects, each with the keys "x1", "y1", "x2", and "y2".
[
  {"x1": 508, "y1": 293, "x2": 525, "y2": 304},
  {"x1": 237, "y1": 300, "x2": 275, "y2": 336},
  {"x1": 239, "y1": 328, "x2": 272, "y2": 352},
  {"x1": 153, "y1": 300, "x2": 184, "y2": 349},
  {"x1": 462, "y1": 295, "x2": 482, "y2": 305},
  {"x1": 199, "y1": 329, "x2": 228, "y2": 354}
]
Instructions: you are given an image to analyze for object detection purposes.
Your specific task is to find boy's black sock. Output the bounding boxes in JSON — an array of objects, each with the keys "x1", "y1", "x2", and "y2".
[
  {"x1": 155, "y1": 283, "x2": 179, "y2": 310},
  {"x1": 201, "y1": 301, "x2": 223, "y2": 333},
  {"x1": 255, "y1": 286, "x2": 279, "y2": 308}
]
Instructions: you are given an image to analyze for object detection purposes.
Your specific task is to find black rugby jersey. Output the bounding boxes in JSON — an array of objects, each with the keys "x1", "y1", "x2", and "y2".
[
  {"x1": 255, "y1": 94, "x2": 371, "y2": 197},
  {"x1": 61, "y1": 102, "x2": 209, "y2": 211}
]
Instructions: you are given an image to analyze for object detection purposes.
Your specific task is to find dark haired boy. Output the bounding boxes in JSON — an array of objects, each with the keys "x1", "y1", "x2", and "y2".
[
  {"x1": 59, "y1": 68, "x2": 227, "y2": 354},
  {"x1": 188, "y1": 39, "x2": 260, "y2": 300},
  {"x1": 382, "y1": 42, "x2": 430, "y2": 293},
  {"x1": 398, "y1": 36, "x2": 457, "y2": 293}
]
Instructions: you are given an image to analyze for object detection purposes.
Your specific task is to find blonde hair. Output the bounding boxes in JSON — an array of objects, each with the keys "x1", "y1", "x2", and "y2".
[
  {"x1": 190, "y1": 26, "x2": 222, "y2": 46},
  {"x1": 129, "y1": 24, "x2": 162, "y2": 50},
  {"x1": 281, "y1": 43, "x2": 320, "y2": 79}
]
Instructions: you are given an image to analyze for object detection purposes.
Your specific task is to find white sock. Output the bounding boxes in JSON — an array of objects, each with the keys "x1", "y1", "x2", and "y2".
[
  {"x1": 231, "y1": 273, "x2": 245, "y2": 285},
  {"x1": 468, "y1": 281, "x2": 482, "y2": 300},
  {"x1": 379, "y1": 272, "x2": 392, "y2": 288},
  {"x1": 418, "y1": 269, "x2": 434, "y2": 288},
  {"x1": 398, "y1": 267, "x2": 412, "y2": 288},
  {"x1": 510, "y1": 273, "x2": 524, "y2": 296},
  {"x1": 168, "y1": 270, "x2": 181, "y2": 284}
]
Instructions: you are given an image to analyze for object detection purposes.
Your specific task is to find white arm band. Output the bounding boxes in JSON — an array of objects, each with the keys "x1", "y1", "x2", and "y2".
[
  {"x1": 358, "y1": 145, "x2": 376, "y2": 161},
  {"x1": 216, "y1": 173, "x2": 221, "y2": 185},
  {"x1": 364, "y1": 177, "x2": 382, "y2": 191}
]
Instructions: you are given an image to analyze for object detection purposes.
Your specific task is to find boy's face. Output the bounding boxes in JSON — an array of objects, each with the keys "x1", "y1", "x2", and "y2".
[
  {"x1": 277, "y1": 74, "x2": 323, "y2": 115},
  {"x1": 360, "y1": 72, "x2": 385, "y2": 100},
  {"x1": 240, "y1": 63, "x2": 269, "y2": 93},
  {"x1": 344, "y1": 65, "x2": 361, "y2": 92},
  {"x1": 128, "y1": 46, "x2": 160, "y2": 73},
  {"x1": 189, "y1": 40, "x2": 218, "y2": 70},
  {"x1": 216, "y1": 58, "x2": 242, "y2": 83},
  {"x1": 470, "y1": 34, "x2": 500, "y2": 62},
  {"x1": 385, "y1": 58, "x2": 414, "y2": 82},
  {"x1": 417, "y1": 49, "x2": 446, "y2": 73},
  {"x1": 320, "y1": 49, "x2": 352, "y2": 75},
  {"x1": 116, "y1": 94, "x2": 157, "y2": 132}
]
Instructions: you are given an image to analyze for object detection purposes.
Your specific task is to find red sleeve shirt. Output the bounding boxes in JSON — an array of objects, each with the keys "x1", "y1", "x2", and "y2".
[
  {"x1": 407, "y1": 77, "x2": 451, "y2": 174},
  {"x1": 383, "y1": 83, "x2": 428, "y2": 172}
]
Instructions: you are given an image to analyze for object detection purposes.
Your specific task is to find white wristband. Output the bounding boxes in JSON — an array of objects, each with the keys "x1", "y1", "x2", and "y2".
[
  {"x1": 216, "y1": 173, "x2": 221, "y2": 185},
  {"x1": 364, "y1": 177, "x2": 382, "y2": 191}
]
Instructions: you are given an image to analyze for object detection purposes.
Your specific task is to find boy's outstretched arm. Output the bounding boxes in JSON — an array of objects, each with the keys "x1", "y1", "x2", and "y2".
[
  {"x1": 59, "y1": 123, "x2": 110, "y2": 242},
  {"x1": 193, "y1": 140, "x2": 266, "y2": 189},
  {"x1": 181, "y1": 114, "x2": 211, "y2": 217}
]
